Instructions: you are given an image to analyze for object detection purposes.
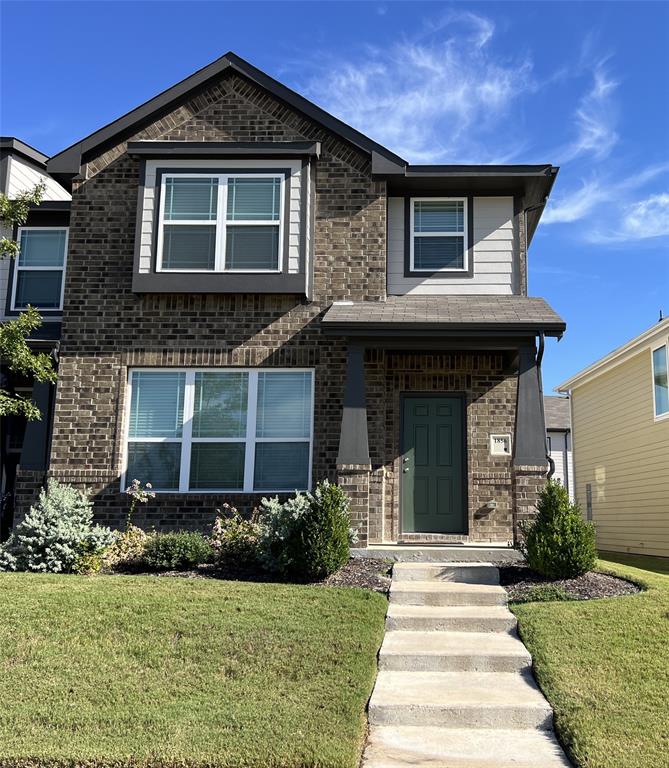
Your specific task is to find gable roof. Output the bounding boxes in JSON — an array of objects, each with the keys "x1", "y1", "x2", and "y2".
[
  {"x1": 47, "y1": 51, "x2": 406, "y2": 184},
  {"x1": 1, "y1": 137, "x2": 48, "y2": 168},
  {"x1": 557, "y1": 317, "x2": 669, "y2": 392},
  {"x1": 544, "y1": 396, "x2": 571, "y2": 431}
]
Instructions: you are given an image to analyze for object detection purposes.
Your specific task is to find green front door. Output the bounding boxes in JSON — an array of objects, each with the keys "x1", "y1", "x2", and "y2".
[{"x1": 401, "y1": 395, "x2": 466, "y2": 534}]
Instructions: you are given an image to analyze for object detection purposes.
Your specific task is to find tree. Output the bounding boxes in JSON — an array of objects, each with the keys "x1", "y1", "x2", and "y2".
[{"x1": 0, "y1": 181, "x2": 57, "y2": 420}]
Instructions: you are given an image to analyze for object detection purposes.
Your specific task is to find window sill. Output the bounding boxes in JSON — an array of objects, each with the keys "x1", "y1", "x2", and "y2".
[{"x1": 132, "y1": 271, "x2": 306, "y2": 294}]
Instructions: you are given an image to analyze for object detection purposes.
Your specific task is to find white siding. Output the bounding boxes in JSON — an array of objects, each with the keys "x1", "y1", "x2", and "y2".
[
  {"x1": 387, "y1": 196, "x2": 516, "y2": 295},
  {"x1": 140, "y1": 159, "x2": 305, "y2": 275},
  {"x1": 6, "y1": 155, "x2": 71, "y2": 202},
  {"x1": 548, "y1": 430, "x2": 574, "y2": 501}
]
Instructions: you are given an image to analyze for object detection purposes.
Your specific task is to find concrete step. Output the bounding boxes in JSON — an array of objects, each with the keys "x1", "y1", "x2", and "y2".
[
  {"x1": 390, "y1": 580, "x2": 507, "y2": 607},
  {"x1": 351, "y1": 545, "x2": 523, "y2": 564},
  {"x1": 363, "y1": 726, "x2": 571, "y2": 768},
  {"x1": 392, "y1": 562, "x2": 500, "y2": 585},
  {"x1": 369, "y1": 670, "x2": 552, "y2": 729},
  {"x1": 379, "y1": 630, "x2": 531, "y2": 673},
  {"x1": 386, "y1": 604, "x2": 516, "y2": 633}
]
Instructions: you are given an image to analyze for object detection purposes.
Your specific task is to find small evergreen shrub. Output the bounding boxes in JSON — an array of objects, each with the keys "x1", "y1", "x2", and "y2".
[
  {"x1": 520, "y1": 479, "x2": 596, "y2": 579},
  {"x1": 142, "y1": 531, "x2": 213, "y2": 570},
  {"x1": 259, "y1": 480, "x2": 354, "y2": 580},
  {"x1": 210, "y1": 504, "x2": 261, "y2": 566},
  {"x1": 101, "y1": 524, "x2": 152, "y2": 570},
  {"x1": 0, "y1": 480, "x2": 114, "y2": 573}
]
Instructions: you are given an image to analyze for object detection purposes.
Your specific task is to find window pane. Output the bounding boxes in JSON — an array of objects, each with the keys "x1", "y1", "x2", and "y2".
[
  {"x1": 653, "y1": 346, "x2": 669, "y2": 416},
  {"x1": 256, "y1": 372, "x2": 312, "y2": 438},
  {"x1": 164, "y1": 177, "x2": 218, "y2": 221},
  {"x1": 414, "y1": 201, "x2": 464, "y2": 233},
  {"x1": 127, "y1": 442, "x2": 181, "y2": 490},
  {"x1": 18, "y1": 229, "x2": 66, "y2": 266},
  {"x1": 162, "y1": 225, "x2": 216, "y2": 270},
  {"x1": 193, "y1": 372, "x2": 248, "y2": 438},
  {"x1": 254, "y1": 442, "x2": 309, "y2": 491},
  {"x1": 129, "y1": 372, "x2": 185, "y2": 438},
  {"x1": 189, "y1": 443, "x2": 245, "y2": 490},
  {"x1": 227, "y1": 177, "x2": 281, "y2": 221},
  {"x1": 225, "y1": 226, "x2": 279, "y2": 270},
  {"x1": 414, "y1": 237, "x2": 464, "y2": 270},
  {"x1": 14, "y1": 271, "x2": 62, "y2": 308}
]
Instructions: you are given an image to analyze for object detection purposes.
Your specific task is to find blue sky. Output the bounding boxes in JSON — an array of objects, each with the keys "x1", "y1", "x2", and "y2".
[{"x1": 1, "y1": 1, "x2": 667, "y2": 391}]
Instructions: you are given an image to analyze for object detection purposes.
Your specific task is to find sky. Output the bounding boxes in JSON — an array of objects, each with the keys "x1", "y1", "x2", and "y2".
[{"x1": 1, "y1": 0, "x2": 668, "y2": 391}]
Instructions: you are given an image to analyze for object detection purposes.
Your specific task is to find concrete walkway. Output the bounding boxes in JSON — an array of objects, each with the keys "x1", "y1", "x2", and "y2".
[{"x1": 363, "y1": 563, "x2": 571, "y2": 768}]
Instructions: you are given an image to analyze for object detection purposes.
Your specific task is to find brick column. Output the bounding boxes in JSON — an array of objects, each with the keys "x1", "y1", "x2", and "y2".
[
  {"x1": 512, "y1": 464, "x2": 547, "y2": 545},
  {"x1": 337, "y1": 463, "x2": 371, "y2": 547}
]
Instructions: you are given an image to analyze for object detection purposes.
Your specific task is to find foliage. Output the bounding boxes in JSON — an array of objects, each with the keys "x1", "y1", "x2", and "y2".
[
  {"x1": 512, "y1": 584, "x2": 574, "y2": 604},
  {"x1": 0, "y1": 480, "x2": 114, "y2": 573},
  {"x1": 520, "y1": 479, "x2": 597, "y2": 579},
  {"x1": 142, "y1": 531, "x2": 213, "y2": 570},
  {"x1": 0, "y1": 307, "x2": 57, "y2": 419},
  {"x1": 101, "y1": 524, "x2": 151, "y2": 570},
  {"x1": 259, "y1": 480, "x2": 354, "y2": 580},
  {"x1": 0, "y1": 181, "x2": 45, "y2": 259},
  {"x1": 124, "y1": 478, "x2": 155, "y2": 527},
  {"x1": 210, "y1": 503, "x2": 262, "y2": 566}
]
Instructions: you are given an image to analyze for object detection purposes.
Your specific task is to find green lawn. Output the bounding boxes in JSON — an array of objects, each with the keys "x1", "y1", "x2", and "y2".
[
  {"x1": 0, "y1": 574, "x2": 387, "y2": 768},
  {"x1": 512, "y1": 553, "x2": 669, "y2": 768}
]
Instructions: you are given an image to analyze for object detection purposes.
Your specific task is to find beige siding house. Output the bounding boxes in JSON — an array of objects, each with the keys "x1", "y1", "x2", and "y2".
[{"x1": 557, "y1": 318, "x2": 669, "y2": 557}]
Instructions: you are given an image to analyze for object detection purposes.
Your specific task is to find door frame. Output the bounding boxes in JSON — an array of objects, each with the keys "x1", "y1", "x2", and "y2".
[{"x1": 399, "y1": 391, "x2": 469, "y2": 536}]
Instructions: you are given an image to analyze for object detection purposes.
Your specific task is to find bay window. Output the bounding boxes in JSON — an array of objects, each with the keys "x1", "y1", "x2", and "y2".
[
  {"x1": 410, "y1": 198, "x2": 467, "y2": 272},
  {"x1": 652, "y1": 343, "x2": 669, "y2": 418},
  {"x1": 157, "y1": 173, "x2": 283, "y2": 273},
  {"x1": 124, "y1": 369, "x2": 313, "y2": 492},
  {"x1": 11, "y1": 227, "x2": 68, "y2": 310}
]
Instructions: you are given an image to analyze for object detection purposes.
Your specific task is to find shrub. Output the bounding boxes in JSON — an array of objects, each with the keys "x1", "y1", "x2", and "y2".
[
  {"x1": 101, "y1": 524, "x2": 152, "y2": 570},
  {"x1": 520, "y1": 479, "x2": 597, "y2": 579},
  {"x1": 211, "y1": 504, "x2": 261, "y2": 566},
  {"x1": 142, "y1": 531, "x2": 213, "y2": 570},
  {"x1": 259, "y1": 480, "x2": 353, "y2": 580},
  {"x1": 0, "y1": 480, "x2": 114, "y2": 573}
]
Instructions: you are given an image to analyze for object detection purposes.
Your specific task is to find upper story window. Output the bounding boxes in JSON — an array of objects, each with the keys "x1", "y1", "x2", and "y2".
[
  {"x1": 157, "y1": 173, "x2": 284, "y2": 273},
  {"x1": 652, "y1": 342, "x2": 669, "y2": 418},
  {"x1": 11, "y1": 227, "x2": 68, "y2": 311},
  {"x1": 410, "y1": 198, "x2": 467, "y2": 272}
]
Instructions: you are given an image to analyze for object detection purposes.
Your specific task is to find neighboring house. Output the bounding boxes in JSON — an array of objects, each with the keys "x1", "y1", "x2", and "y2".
[
  {"x1": 544, "y1": 395, "x2": 574, "y2": 500},
  {"x1": 558, "y1": 318, "x2": 669, "y2": 558},
  {"x1": 0, "y1": 137, "x2": 70, "y2": 537},
  {"x1": 9, "y1": 52, "x2": 566, "y2": 547}
]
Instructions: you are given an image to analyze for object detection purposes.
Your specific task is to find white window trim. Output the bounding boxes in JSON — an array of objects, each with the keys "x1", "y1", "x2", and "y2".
[
  {"x1": 651, "y1": 340, "x2": 669, "y2": 422},
  {"x1": 120, "y1": 368, "x2": 315, "y2": 494},
  {"x1": 156, "y1": 173, "x2": 285, "y2": 274},
  {"x1": 409, "y1": 197, "x2": 468, "y2": 273},
  {"x1": 10, "y1": 226, "x2": 68, "y2": 312}
]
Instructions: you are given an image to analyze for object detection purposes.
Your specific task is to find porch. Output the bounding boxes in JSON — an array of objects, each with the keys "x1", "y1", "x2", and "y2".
[{"x1": 322, "y1": 296, "x2": 565, "y2": 548}]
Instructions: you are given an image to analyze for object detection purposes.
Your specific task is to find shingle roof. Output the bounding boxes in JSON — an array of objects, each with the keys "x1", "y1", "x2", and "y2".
[
  {"x1": 322, "y1": 296, "x2": 565, "y2": 336},
  {"x1": 544, "y1": 396, "x2": 571, "y2": 430}
]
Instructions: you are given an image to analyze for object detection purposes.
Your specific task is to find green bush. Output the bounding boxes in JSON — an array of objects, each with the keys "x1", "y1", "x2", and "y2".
[
  {"x1": 259, "y1": 480, "x2": 354, "y2": 580},
  {"x1": 211, "y1": 504, "x2": 261, "y2": 566},
  {"x1": 142, "y1": 531, "x2": 213, "y2": 570},
  {"x1": 101, "y1": 524, "x2": 152, "y2": 570},
  {"x1": 0, "y1": 480, "x2": 115, "y2": 573},
  {"x1": 520, "y1": 479, "x2": 596, "y2": 579}
]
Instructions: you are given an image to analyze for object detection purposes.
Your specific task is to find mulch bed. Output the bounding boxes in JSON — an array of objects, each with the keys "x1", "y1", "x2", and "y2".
[
  {"x1": 499, "y1": 564, "x2": 641, "y2": 602},
  {"x1": 111, "y1": 557, "x2": 392, "y2": 593}
]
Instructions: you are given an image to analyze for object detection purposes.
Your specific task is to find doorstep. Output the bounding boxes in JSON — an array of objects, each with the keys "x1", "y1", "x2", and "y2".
[{"x1": 351, "y1": 545, "x2": 523, "y2": 563}]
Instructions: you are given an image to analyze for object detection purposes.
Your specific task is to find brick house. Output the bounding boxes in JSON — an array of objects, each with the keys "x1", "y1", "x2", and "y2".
[{"x1": 3, "y1": 52, "x2": 565, "y2": 547}]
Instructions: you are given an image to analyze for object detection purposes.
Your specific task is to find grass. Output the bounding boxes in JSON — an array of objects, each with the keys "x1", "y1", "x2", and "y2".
[
  {"x1": 511, "y1": 552, "x2": 669, "y2": 768},
  {"x1": 0, "y1": 573, "x2": 387, "y2": 768}
]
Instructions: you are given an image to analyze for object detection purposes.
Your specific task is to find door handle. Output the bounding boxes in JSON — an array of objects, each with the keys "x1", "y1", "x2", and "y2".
[{"x1": 403, "y1": 467, "x2": 410, "y2": 473}]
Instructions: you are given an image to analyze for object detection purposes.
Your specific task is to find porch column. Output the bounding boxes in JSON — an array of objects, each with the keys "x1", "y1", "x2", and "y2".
[
  {"x1": 20, "y1": 380, "x2": 55, "y2": 471},
  {"x1": 513, "y1": 344, "x2": 548, "y2": 543},
  {"x1": 337, "y1": 344, "x2": 371, "y2": 546}
]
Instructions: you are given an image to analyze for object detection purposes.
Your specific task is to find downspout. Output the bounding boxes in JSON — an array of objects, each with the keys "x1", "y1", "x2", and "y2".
[{"x1": 535, "y1": 332, "x2": 555, "y2": 478}]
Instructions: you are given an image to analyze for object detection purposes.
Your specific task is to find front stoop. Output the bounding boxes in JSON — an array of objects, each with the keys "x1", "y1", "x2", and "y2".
[{"x1": 363, "y1": 562, "x2": 571, "y2": 768}]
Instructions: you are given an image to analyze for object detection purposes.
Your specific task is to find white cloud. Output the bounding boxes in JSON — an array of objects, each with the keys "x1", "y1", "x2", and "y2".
[
  {"x1": 588, "y1": 193, "x2": 669, "y2": 243},
  {"x1": 300, "y1": 13, "x2": 535, "y2": 163}
]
